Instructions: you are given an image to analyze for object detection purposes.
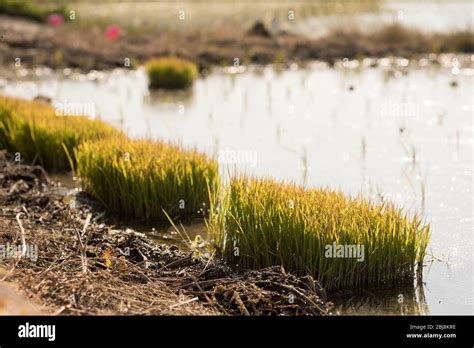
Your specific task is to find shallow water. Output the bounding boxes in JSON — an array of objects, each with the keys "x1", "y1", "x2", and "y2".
[
  {"x1": 1, "y1": 56, "x2": 472, "y2": 315},
  {"x1": 46, "y1": 172, "x2": 208, "y2": 251}
]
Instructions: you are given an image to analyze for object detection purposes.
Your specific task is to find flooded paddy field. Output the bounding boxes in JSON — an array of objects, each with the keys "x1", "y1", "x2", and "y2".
[{"x1": 2, "y1": 53, "x2": 472, "y2": 315}]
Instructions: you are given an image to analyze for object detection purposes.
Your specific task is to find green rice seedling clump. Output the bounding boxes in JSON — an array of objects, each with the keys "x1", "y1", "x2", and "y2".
[
  {"x1": 207, "y1": 176, "x2": 431, "y2": 290},
  {"x1": 74, "y1": 138, "x2": 219, "y2": 222},
  {"x1": 145, "y1": 57, "x2": 199, "y2": 89},
  {"x1": 0, "y1": 96, "x2": 120, "y2": 171}
]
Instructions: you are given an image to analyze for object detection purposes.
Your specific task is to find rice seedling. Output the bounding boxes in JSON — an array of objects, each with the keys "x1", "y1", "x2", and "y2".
[
  {"x1": 0, "y1": 96, "x2": 120, "y2": 171},
  {"x1": 145, "y1": 57, "x2": 199, "y2": 89},
  {"x1": 207, "y1": 175, "x2": 431, "y2": 290},
  {"x1": 74, "y1": 138, "x2": 219, "y2": 223}
]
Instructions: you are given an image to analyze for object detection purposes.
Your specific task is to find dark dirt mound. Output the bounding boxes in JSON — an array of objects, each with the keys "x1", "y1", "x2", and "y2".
[
  {"x1": 0, "y1": 150, "x2": 49, "y2": 204},
  {"x1": 0, "y1": 151, "x2": 48, "y2": 188},
  {"x1": 247, "y1": 21, "x2": 271, "y2": 38},
  {"x1": 170, "y1": 265, "x2": 329, "y2": 315},
  {"x1": 0, "y1": 151, "x2": 332, "y2": 315}
]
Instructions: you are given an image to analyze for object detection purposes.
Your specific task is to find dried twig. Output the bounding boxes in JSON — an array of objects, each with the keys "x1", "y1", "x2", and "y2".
[
  {"x1": 231, "y1": 291, "x2": 250, "y2": 316},
  {"x1": 16, "y1": 212, "x2": 27, "y2": 259},
  {"x1": 68, "y1": 210, "x2": 88, "y2": 274},
  {"x1": 81, "y1": 213, "x2": 92, "y2": 238}
]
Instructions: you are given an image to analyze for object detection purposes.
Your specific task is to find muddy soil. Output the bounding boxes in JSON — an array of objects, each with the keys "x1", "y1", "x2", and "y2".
[
  {"x1": 0, "y1": 151, "x2": 332, "y2": 315},
  {"x1": 0, "y1": 15, "x2": 472, "y2": 72}
]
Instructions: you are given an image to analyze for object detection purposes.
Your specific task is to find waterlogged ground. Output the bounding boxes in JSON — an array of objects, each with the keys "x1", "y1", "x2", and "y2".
[{"x1": 1, "y1": 55, "x2": 473, "y2": 315}]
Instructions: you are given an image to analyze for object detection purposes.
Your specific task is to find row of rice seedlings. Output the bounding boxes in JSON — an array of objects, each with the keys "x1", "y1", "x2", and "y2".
[
  {"x1": 74, "y1": 138, "x2": 219, "y2": 223},
  {"x1": 1, "y1": 96, "x2": 430, "y2": 289},
  {"x1": 0, "y1": 96, "x2": 119, "y2": 171},
  {"x1": 145, "y1": 57, "x2": 198, "y2": 90},
  {"x1": 207, "y1": 175, "x2": 431, "y2": 290}
]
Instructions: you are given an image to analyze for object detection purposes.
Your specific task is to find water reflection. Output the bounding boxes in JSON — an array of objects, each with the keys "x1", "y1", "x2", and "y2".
[{"x1": 331, "y1": 282, "x2": 430, "y2": 315}]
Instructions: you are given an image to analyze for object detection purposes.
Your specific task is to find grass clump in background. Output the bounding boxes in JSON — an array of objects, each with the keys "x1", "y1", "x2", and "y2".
[
  {"x1": 0, "y1": 97, "x2": 120, "y2": 171},
  {"x1": 0, "y1": 0, "x2": 67, "y2": 22},
  {"x1": 207, "y1": 176, "x2": 431, "y2": 290},
  {"x1": 145, "y1": 57, "x2": 198, "y2": 90},
  {"x1": 74, "y1": 138, "x2": 219, "y2": 223}
]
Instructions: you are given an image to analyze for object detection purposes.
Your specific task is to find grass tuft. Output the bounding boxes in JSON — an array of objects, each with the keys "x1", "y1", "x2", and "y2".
[
  {"x1": 207, "y1": 175, "x2": 431, "y2": 290},
  {"x1": 0, "y1": 96, "x2": 120, "y2": 171},
  {"x1": 74, "y1": 138, "x2": 219, "y2": 223},
  {"x1": 145, "y1": 57, "x2": 198, "y2": 89}
]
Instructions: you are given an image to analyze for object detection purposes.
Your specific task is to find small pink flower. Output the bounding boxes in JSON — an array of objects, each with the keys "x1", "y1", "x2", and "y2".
[
  {"x1": 105, "y1": 25, "x2": 121, "y2": 41},
  {"x1": 47, "y1": 14, "x2": 64, "y2": 27}
]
